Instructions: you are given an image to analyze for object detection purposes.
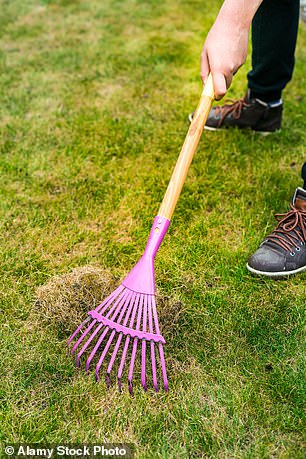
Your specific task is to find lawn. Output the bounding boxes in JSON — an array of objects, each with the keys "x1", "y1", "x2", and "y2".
[{"x1": 0, "y1": 0, "x2": 305, "y2": 458}]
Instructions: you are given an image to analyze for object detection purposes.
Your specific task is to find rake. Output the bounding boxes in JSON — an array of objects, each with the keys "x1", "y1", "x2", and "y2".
[{"x1": 68, "y1": 75, "x2": 215, "y2": 392}]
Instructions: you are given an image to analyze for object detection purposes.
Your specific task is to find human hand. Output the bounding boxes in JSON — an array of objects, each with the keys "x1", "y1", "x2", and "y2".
[
  {"x1": 200, "y1": 1, "x2": 258, "y2": 99},
  {"x1": 201, "y1": 17, "x2": 249, "y2": 99}
]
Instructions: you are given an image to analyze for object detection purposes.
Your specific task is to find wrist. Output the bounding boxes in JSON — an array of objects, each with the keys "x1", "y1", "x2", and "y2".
[{"x1": 218, "y1": 0, "x2": 262, "y2": 29}]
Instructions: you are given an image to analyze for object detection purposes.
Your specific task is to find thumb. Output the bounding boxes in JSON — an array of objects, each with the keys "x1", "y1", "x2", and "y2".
[{"x1": 211, "y1": 72, "x2": 227, "y2": 100}]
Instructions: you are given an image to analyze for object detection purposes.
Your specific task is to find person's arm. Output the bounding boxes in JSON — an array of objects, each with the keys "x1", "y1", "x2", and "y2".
[{"x1": 201, "y1": 0, "x2": 263, "y2": 99}]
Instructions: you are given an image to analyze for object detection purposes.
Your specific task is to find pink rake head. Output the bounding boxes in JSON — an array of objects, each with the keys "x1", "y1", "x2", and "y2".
[{"x1": 68, "y1": 216, "x2": 170, "y2": 393}]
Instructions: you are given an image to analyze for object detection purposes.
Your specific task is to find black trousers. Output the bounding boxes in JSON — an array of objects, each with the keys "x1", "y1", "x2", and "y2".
[
  {"x1": 247, "y1": 0, "x2": 305, "y2": 189},
  {"x1": 247, "y1": 0, "x2": 300, "y2": 102},
  {"x1": 302, "y1": 163, "x2": 306, "y2": 189}
]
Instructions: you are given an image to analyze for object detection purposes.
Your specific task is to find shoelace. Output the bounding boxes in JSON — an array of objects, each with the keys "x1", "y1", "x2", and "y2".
[
  {"x1": 215, "y1": 97, "x2": 250, "y2": 127},
  {"x1": 265, "y1": 204, "x2": 306, "y2": 253}
]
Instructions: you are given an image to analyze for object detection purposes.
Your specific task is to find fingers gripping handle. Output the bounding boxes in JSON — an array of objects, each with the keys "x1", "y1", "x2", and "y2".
[{"x1": 158, "y1": 74, "x2": 214, "y2": 221}]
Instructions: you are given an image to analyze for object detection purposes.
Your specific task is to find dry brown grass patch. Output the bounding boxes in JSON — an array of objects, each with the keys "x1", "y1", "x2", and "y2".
[
  {"x1": 34, "y1": 265, "x2": 116, "y2": 330},
  {"x1": 33, "y1": 264, "x2": 182, "y2": 343}
]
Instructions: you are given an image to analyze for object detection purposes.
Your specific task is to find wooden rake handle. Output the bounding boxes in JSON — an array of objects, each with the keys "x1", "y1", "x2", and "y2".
[{"x1": 158, "y1": 74, "x2": 215, "y2": 220}]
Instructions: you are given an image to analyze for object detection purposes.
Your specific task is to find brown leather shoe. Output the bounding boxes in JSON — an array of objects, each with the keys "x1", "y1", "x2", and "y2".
[
  {"x1": 247, "y1": 188, "x2": 306, "y2": 278},
  {"x1": 189, "y1": 92, "x2": 282, "y2": 134}
]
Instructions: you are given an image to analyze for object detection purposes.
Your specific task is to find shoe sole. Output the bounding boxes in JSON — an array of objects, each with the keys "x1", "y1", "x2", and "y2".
[
  {"x1": 246, "y1": 263, "x2": 306, "y2": 278},
  {"x1": 188, "y1": 114, "x2": 279, "y2": 135},
  {"x1": 203, "y1": 125, "x2": 279, "y2": 136}
]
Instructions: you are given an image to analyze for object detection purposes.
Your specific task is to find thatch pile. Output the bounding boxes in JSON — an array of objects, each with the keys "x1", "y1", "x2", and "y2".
[{"x1": 34, "y1": 266, "x2": 116, "y2": 330}]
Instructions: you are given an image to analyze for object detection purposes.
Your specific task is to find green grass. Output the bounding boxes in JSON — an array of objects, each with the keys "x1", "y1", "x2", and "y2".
[{"x1": 0, "y1": 0, "x2": 305, "y2": 457}]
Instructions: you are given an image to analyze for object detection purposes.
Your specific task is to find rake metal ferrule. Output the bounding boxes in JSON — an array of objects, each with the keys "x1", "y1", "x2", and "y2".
[{"x1": 88, "y1": 310, "x2": 166, "y2": 344}]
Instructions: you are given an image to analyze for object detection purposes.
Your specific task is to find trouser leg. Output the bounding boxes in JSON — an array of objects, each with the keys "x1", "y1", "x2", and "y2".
[
  {"x1": 247, "y1": 0, "x2": 300, "y2": 102},
  {"x1": 302, "y1": 162, "x2": 306, "y2": 189}
]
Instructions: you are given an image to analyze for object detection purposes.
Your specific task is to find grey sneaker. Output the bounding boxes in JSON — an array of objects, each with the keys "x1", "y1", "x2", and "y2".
[
  {"x1": 247, "y1": 188, "x2": 306, "y2": 278},
  {"x1": 189, "y1": 92, "x2": 283, "y2": 134}
]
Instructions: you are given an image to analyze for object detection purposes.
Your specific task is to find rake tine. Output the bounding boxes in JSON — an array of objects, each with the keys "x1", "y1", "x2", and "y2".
[
  {"x1": 99, "y1": 288, "x2": 130, "y2": 322},
  {"x1": 86, "y1": 290, "x2": 132, "y2": 372},
  {"x1": 68, "y1": 317, "x2": 91, "y2": 345},
  {"x1": 141, "y1": 342, "x2": 147, "y2": 391},
  {"x1": 104, "y1": 293, "x2": 140, "y2": 388},
  {"x1": 158, "y1": 344, "x2": 168, "y2": 391},
  {"x1": 124, "y1": 293, "x2": 141, "y2": 394},
  {"x1": 141, "y1": 295, "x2": 148, "y2": 391},
  {"x1": 152, "y1": 295, "x2": 168, "y2": 391},
  {"x1": 86, "y1": 327, "x2": 110, "y2": 373},
  {"x1": 95, "y1": 292, "x2": 137, "y2": 380},
  {"x1": 116, "y1": 294, "x2": 142, "y2": 390},
  {"x1": 117, "y1": 335, "x2": 131, "y2": 392},
  {"x1": 105, "y1": 295, "x2": 140, "y2": 384},
  {"x1": 106, "y1": 333, "x2": 123, "y2": 387},
  {"x1": 93, "y1": 290, "x2": 133, "y2": 377},
  {"x1": 150, "y1": 341, "x2": 158, "y2": 392},
  {"x1": 128, "y1": 294, "x2": 144, "y2": 393},
  {"x1": 71, "y1": 286, "x2": 126, "y2": 355},
  {"x1": 148, "y1": 295, "x2": 158, "y2": 392},
  {"x1": 95, "y1": 285, "x2": 125, "y2": 314},
  {"x1": 71, "y1": 320, "x2": 97, "y2": 355},
  {"x1": 76, "y1": 323, "x2": 104, "y2": 367},
  {"x1": 95, "y1": 330, "x2": 117, "y2": 379},
  {"x1": 128, "y1": 339, "x2": 137, "y2": 395},
  {"x1": 108, "y1": 289, "x2": 133, "y2": 323}
]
